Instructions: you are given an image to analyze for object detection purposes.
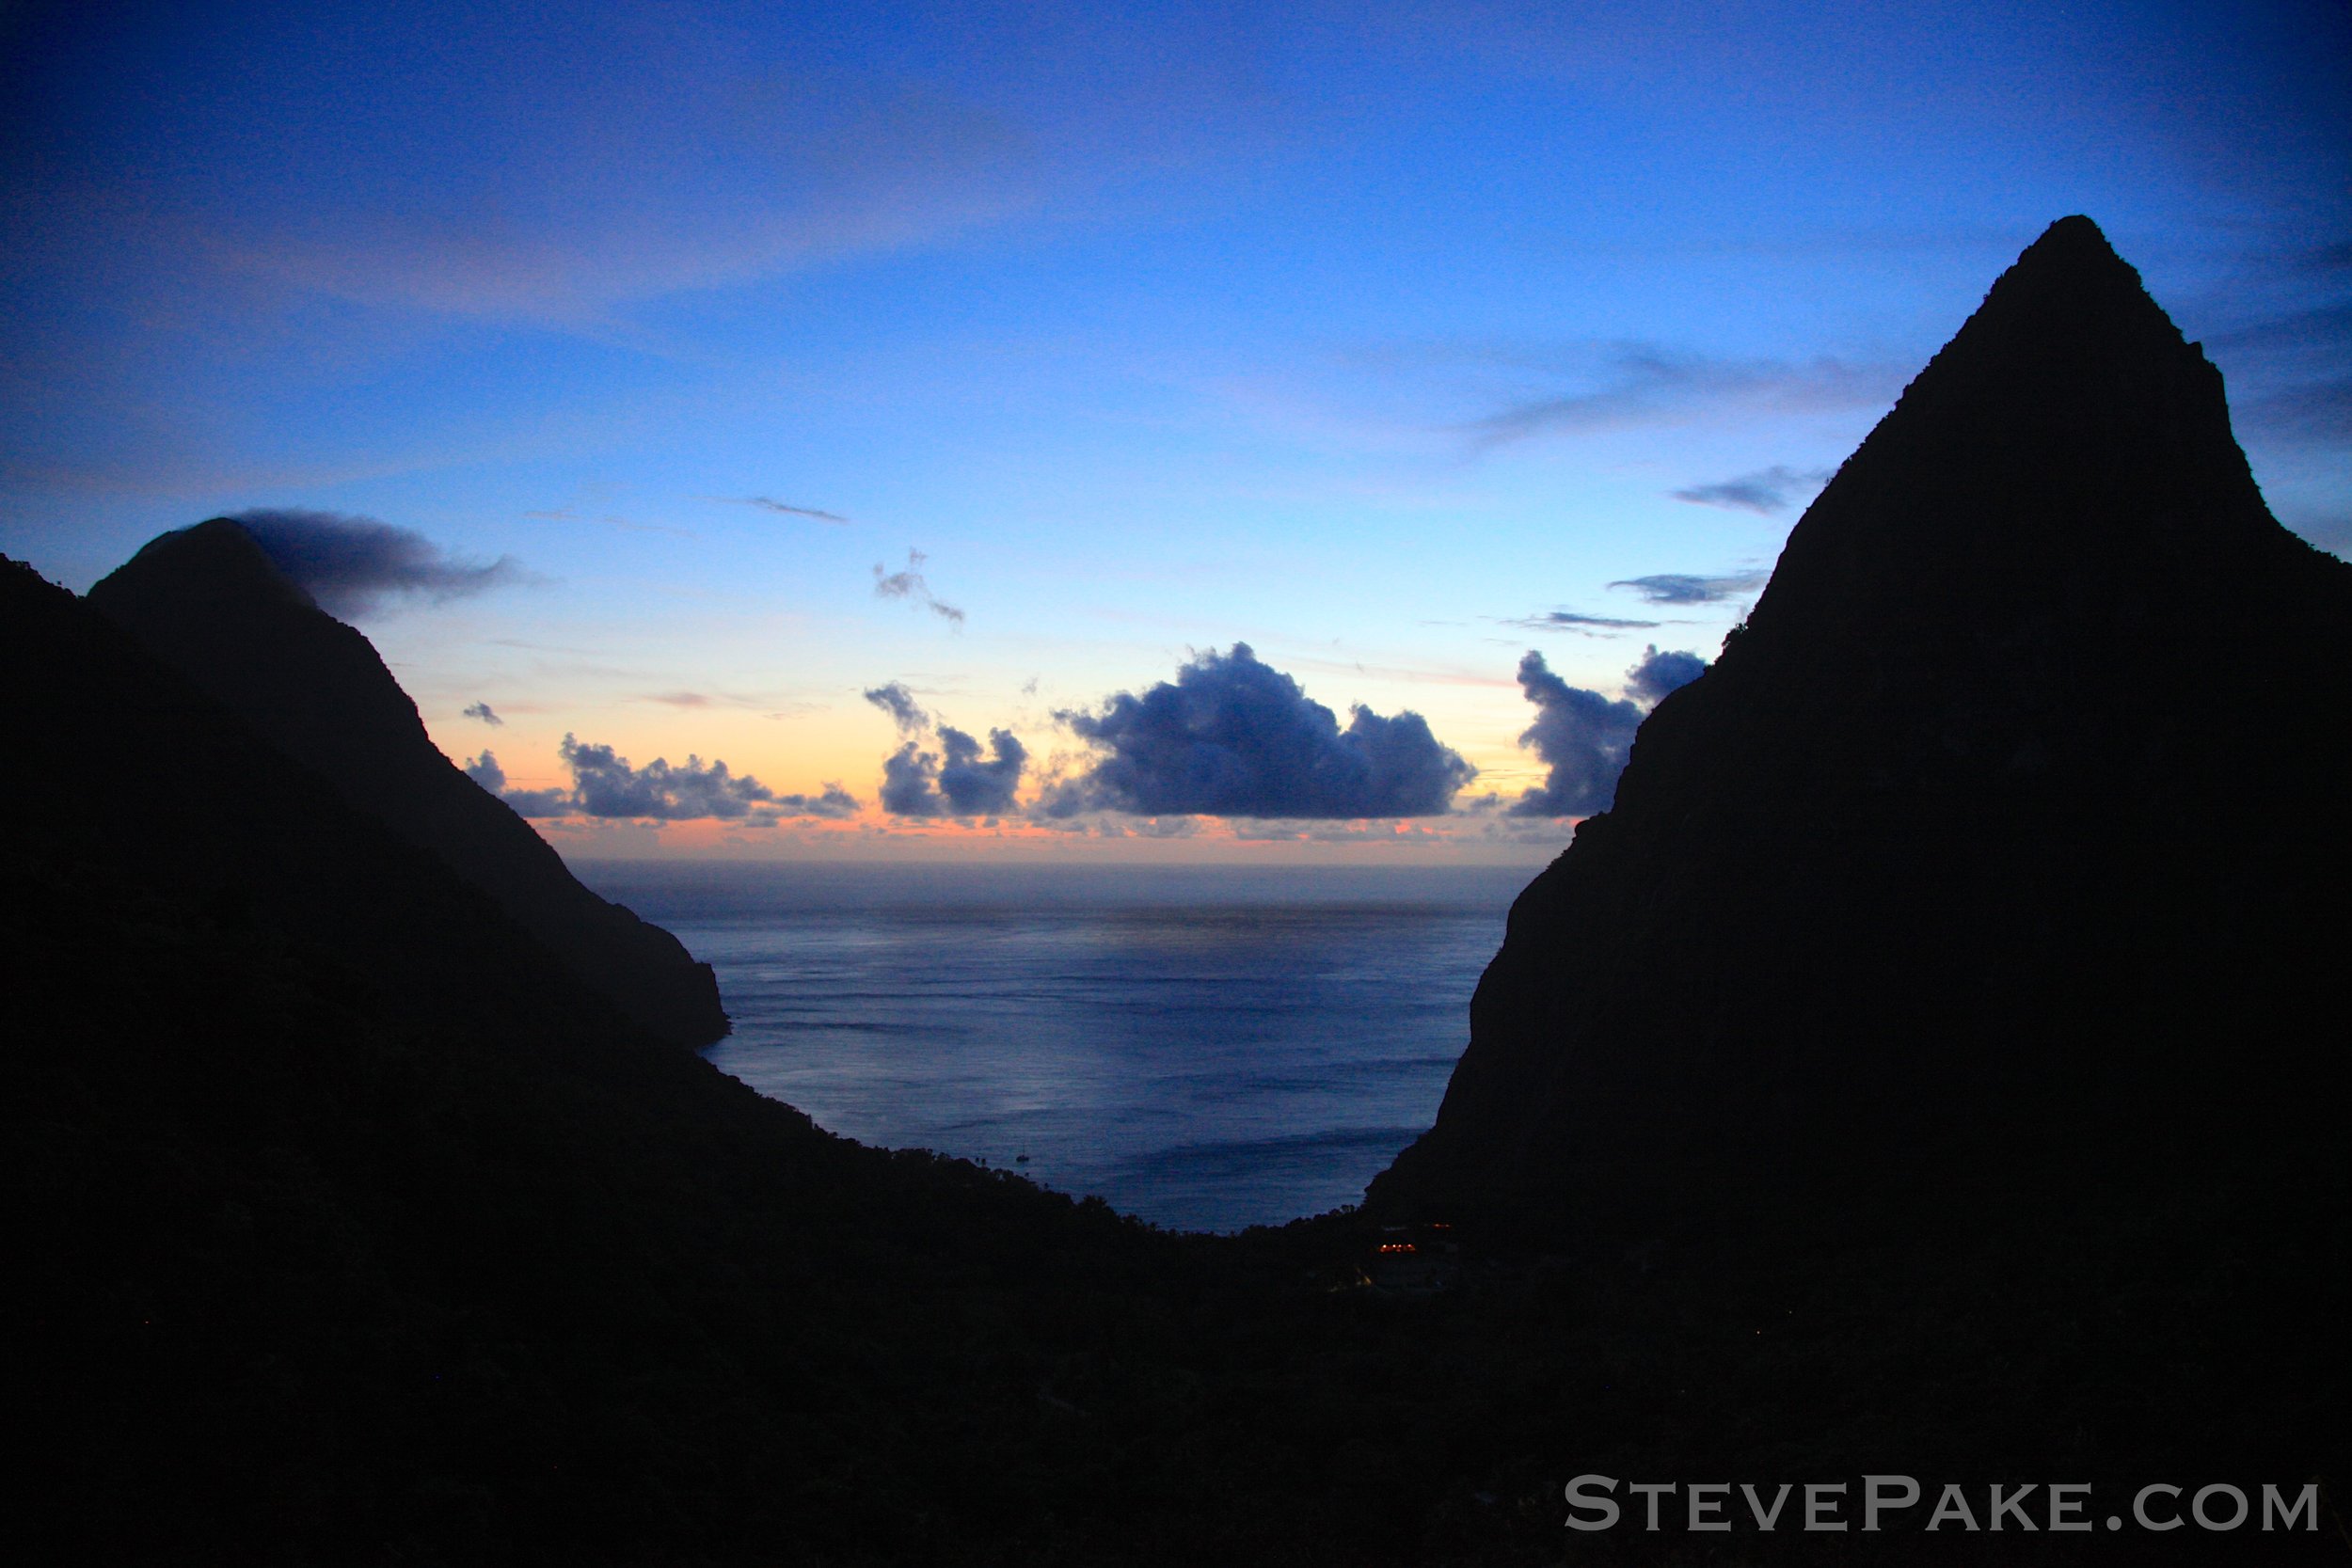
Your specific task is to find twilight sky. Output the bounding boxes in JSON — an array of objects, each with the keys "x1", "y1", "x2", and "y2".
[{"x1": 5, "y1": 0, "x2": 2346, "y2": 862}]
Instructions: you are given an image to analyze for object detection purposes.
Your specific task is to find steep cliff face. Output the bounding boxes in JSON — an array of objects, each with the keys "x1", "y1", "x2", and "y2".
[
  {"x1": 87, "y1": 519, "x2": 729, "y2": 1048},
  {"x1": 1374, "y1": 217, "x2": 2352, "y2": 1235}
]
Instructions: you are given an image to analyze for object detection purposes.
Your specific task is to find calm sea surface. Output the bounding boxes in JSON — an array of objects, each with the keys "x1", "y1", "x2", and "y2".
[{"x1": 574, "y1": 861, "x2": 1533, "y2": 1232}]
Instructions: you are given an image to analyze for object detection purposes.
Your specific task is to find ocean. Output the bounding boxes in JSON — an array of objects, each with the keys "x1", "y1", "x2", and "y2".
[{"x1": 574, "y1": 861, "x2": 1533, "y2": 1232}]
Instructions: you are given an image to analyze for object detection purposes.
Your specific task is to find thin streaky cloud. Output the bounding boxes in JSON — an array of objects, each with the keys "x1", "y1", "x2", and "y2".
[
  {"x1": 1460, "y1": 346, "x2": 1901, "y2": 450},
  {"x1": 734, "y1": 496, "x2": 852, "y2": 524},
  {"x1": 1503, "y1": 610, "x2": 1663, "y2": 633},
  {"x1": 1609, "y1": 571, "x2": 1770, "y2": 606}
]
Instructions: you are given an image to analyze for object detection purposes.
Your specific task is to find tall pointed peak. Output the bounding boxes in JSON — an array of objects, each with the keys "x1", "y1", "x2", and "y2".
[
  {"x1": 1935, "y1": 213, "x2": 2185, "y2": 364},
  {"x1": 1371, "y1": 215, "x2": 2352, "y2": 1234},
  {"x1": 2017, "y1": 213, "x2": 2126, "y2": 270},
  {"x1": 1727, "y1": 215, "x2": 2287, "y2": 661}
]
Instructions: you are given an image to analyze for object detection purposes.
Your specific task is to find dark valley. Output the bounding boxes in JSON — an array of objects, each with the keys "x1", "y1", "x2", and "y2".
[{"x1": 7, "y1": 218, "x2": 2346, "y2": 1565}]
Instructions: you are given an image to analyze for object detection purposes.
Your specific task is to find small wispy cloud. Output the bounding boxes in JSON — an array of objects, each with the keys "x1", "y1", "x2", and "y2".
[
  {"x1": 872, "y1": 548, "x2": 965, "y2": 626},
  {"x1": 863, "y1": 680, "x2": 930, "y2": 733},
  {"x1": 1671, "y1": 465, "x2": 1834, "y2": 515},
  {"x1": 1609, "y1": 570, "x2": 1769, "y2": 606},
  {"x1": 734, "y1": 496, "x2": 851, "y2": 524},
  {"x1": 463, "y1": 701, "x2": 503, "y2": 726}
]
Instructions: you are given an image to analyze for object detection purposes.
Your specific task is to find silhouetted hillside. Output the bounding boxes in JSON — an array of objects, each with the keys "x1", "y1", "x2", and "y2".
[
  {"x1": 86, "y1": 519, "x2": 728, "y2": 1048},
  {"x1": 8, "y1": 218, "x2": 2347, "y2": 1566},
  {"x1": 1375, "y1": 216, "x2": 2352, "y2": 1237}
]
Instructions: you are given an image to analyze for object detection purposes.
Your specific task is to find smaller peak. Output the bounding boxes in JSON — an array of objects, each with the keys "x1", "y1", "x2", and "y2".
[{"x1": 94, "y1": 517, "x2": 319, "y2": 615}]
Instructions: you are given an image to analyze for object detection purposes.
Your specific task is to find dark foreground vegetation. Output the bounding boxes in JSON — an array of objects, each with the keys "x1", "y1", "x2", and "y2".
[{"x1": 9, "y1": 217, "x2": 2349, "y2": 1565}]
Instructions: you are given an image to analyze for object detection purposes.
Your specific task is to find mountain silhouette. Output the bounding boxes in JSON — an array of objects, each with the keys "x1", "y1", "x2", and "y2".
[
  {"x1": 8, "y1": 220, "x2": 2347, "y2": 1563},
  {"x1": 1374, "y1": 216, "x2": 2352, "y2": 1234},
  {"x1": 87, "y1": 518, "x2": 728, "y2": 1047}
]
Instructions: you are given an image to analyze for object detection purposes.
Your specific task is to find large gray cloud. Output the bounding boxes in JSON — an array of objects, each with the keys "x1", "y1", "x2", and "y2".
[
  {"x1": 1511, "y1": 643, "x2": 1708, "y2": 817},
  {"x1": 558, "y1": 736, "x2": 778, "y2": 819},
  {"x1": 1044, "y1": 643, "x2": 1474, "y2": 819},
  {"x1": 1509, "y1": 653, "x2": 1645, "y2": 818},
  {"x1": 880, "y1": 727, "x2": 1026, "y2": 817},
  {"x1": 230, "y1": 509, "x2": 523, "y2": 618},
  {"x1": 1626, "y1": 644, "x2": 1708, "y2": 704}
]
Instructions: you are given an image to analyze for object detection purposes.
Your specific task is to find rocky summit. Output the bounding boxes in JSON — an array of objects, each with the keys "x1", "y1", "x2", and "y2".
[
  {"x1": 87, "y1": 518, "x2": 729, "y2": 1048},
  {"x1": 1374, "y1": 216, "x2": 2352, "y2": 1237}
]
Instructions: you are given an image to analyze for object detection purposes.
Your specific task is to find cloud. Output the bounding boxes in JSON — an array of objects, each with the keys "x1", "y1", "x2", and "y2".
[
  {"x1": 863, "y1": 680, "x2": 930, "y2": 733},
  {"x1": 463, "y1": 701, "x2": 503, "y2": 726},
  {"x1": 938, "y1": 728, "x2": 1027, "y2": 816},
  {"x1": 1609, "y1": 570, "x2": 1769, "y2": 606},
  {"x1": 773, "y1": 783, "x2": 861, "y2": 819},
  {"x1": 1671, "y1": 465, "x2": 1834, "y2": 515},
  {"x1": 1504, "y1": 609, "x2": 1662, "y2": 633},
  {"x1": 649, "y1": 691, "x2": 711, "y2": 707},
  {"x1": 734, "y1": 496, "x2": 850, "y2": 524},
  {"x1": 865, "y1": 682, "x2": 1024, "y2": 817},
  {"x1": 1626, "y1": 644, "x2": 1708, "y2": 704},
  {"x1": 469, "y1": 737, "x2": 857, "y2": 822},
  {"x1": 558, "y1": 735, "x2": 777, "y2": 820},
  {"x1": 872, "y1": 548, "x2": 965, "y2": 626},
  {"x1": 462, "y1": 750, "x2": 571, "y2": 817},
  {"x1": 1508, "y1": 652, "x2": 1645, "y2": 818},
  {"x1": 879, "y1": 728, "x2": 1026, "y2": 817},
  {"x1": 1510, "y1": 643, "x2": 1709, "y2": 818},
  {"x1": 1045, "y1": 643, "x2": 1474, "y2": 819},
  {"x1": 230, "y1": 509, "x2": 524, "y2": 618},
  {"x1": 1463, "y1": 348, "x2": 1899, "y2": 449}
]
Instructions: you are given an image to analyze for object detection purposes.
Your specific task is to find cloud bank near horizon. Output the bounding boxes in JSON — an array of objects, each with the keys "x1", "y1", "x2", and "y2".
[{"x1": 464, "y1": 740, "x2": 859, "y2": 823}]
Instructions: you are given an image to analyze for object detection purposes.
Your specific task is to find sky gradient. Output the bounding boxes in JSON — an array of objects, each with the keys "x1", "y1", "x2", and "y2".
[{"x1": 6, "y1": 0, "x2": 2345, "y2": 861}]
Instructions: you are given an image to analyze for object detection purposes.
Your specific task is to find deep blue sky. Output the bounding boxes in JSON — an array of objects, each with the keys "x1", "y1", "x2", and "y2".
[{"x1": 5, "y1": 1, "x2": 2344, "y2": 859}]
